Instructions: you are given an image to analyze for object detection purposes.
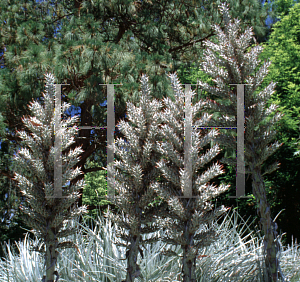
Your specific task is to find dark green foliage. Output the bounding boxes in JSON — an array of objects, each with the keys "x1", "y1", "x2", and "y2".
[{"x1": 82, "y1": 159, "x2": 110, "y2": 219}]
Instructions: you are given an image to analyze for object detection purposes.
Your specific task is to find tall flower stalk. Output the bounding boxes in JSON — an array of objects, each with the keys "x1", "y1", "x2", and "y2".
[
  {"x1": 105, "y1": 73, "x2": 169, "y2": 282},
  {"x1": 196, "y1": 2, "x2": 286, "y2": 281},
  {"x1": 12, "y1": 73, "x2": 88, "y2": 282},
  {"x1": 148, "y1": 71, "x2": 231, "y2": 282}
]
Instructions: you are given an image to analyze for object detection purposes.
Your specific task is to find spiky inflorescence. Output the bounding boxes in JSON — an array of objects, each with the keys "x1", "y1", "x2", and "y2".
[
  {"x1": 146, "y1": 71, "x2": 231, "y2": 282},
  {"x1": 105, "y1": 73, "x2": 170, "y2": 282},
  {"x1": 12, "y1": 72, "x2": 88, "y2": 281},
  {"x1": 196, "y1": 2, "x2": 286, "y2": 281}
]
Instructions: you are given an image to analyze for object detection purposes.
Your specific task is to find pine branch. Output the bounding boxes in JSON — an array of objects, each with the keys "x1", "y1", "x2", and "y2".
[{"x1": 168, "y1": 32, "x2": 216, "y2": 53}]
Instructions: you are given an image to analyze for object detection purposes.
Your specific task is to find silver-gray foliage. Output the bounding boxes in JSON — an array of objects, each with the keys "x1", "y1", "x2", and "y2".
[
  {"x1": 149, "y1": 71, "x2": 231, "y2": 282},
  {"x1": 12, "y1": 72, "x2": 88, "y2": 282},
  {"x1": 105, "y1": 73, "x2": 169, "y2": 282},
  {"x1": 196, "y1": 2, "x2": 286, "y2": 281},
  {"x1": 106, "y1": 68, "x2": 232, "y2": 282}
]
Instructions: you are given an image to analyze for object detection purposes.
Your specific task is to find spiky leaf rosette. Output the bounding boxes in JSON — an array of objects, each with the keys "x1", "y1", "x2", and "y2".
[{"x1": 12, "y1": 72, "x2": 87, "y2": 245}]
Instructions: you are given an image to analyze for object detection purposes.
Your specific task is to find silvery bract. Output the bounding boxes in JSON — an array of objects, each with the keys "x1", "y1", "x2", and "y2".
[
  {"x1": 12, "y1": 72, "x2": 88, "y2": 282},
  {"x1": 197, "y1": 2, "x2": 286, "y2": 281},
  {"x1": 149, "y1": 71, "x2": 231, "y2": 282},
  {"x1": 106, "y1": 73, "x2": 169, "y2": 281}
]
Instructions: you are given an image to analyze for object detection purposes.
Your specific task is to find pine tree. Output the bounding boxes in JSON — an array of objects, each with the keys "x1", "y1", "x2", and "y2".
[
  {"x1": 11, "y1": 72, "x2": 88, "y2": 282},
  {"x1": 142, "y1": 71, "x2": 230, "y2": 282},
  {"x1": 196, "y1": 2, "x2": 286, "y2": 281},
  {"x1": 105, "y1": 73, "x2": 171, "y2": 282}
]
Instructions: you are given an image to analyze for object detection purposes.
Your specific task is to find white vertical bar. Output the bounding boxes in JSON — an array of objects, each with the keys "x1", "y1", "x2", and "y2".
[
  {"x1": 107, "y1": 84, "x2": 115, "y2": 199},
  {"x1": 236, "y1": 84, "x2": 245, "y2": 197},
  {"x1": 229, "y1": 84, "x2": 251, "y2": 199},
  {"x1": 184, "y1": 84, "x2": 193, "y2": 198},
  {"x1": 53, "y1": 84, "x2": 62, "y2": 198}
]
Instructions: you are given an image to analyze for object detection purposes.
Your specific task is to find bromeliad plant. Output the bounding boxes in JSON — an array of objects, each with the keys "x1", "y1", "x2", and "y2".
[
  {"x1": 196, "y1": 2, "x2": 286, "y2": 281},
  {"x1": 147, "y1": 71, "x2": 231, "y2": 282},
  {"x1": 11, "y1": 72, "x2": 88, "y2": 282},
  {"x1": 105, "y1": 73, "x2": 172, "y2": 282}
]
